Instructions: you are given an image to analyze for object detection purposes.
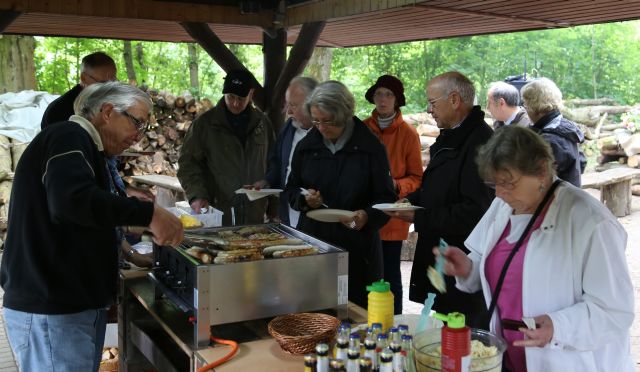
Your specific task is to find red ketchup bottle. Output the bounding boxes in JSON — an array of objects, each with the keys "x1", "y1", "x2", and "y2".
[{"x1": 434, "y1": 312, "x2": 471, "y2": 372}]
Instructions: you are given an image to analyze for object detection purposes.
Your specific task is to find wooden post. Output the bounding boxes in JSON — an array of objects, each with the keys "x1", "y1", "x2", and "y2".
[
  {"x1": 0, "y1": 10, "x2": 21, "y2": 33},
  {"x1": 602, "y1": 180, "x2": 632, "y2": 217},
  {"x1": 263, "y1": 27, "x2": 287, "y2": 129},
  {"x1": 180, "y1": 22, "x2": 265, "y2": 110}
]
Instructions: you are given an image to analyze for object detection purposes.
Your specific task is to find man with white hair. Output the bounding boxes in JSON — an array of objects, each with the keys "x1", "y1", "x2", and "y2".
[
  {"x1": 486, "y1": 81, "x2": 531, "y2": 130},
  {"x1": 251, "y1": 76, "x2": 318, "y2": 226},
  {"x1": 1, "y1": 82, "x2": 184, "y2": 371},
  {"x1": 389, "y1": 71, "x2": 494, "y2": 328}
]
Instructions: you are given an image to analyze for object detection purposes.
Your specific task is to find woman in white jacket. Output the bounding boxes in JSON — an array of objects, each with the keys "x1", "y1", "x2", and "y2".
[{"x1": 439, "y1": 126, "x2": 634, "y2": 372}]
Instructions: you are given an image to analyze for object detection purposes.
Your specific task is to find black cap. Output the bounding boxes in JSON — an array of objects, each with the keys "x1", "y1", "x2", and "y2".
[{"x1": 223, "y1": 69, "x2": 256, "y2": 98}]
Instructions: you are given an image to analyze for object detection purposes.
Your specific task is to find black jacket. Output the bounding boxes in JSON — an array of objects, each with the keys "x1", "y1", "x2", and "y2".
[
  {"x1": 285, "y1": 118, "x2": 396, "y2": 307},
  {"x1": 41, "y1": 84, "x2": 82, "y2": 129},
  {"x1": 531, "y1": 110, "x2": 585, "y2": 187},
  {"x1": 265, "y1": 118, "x2": 299, "y2": 225},
  {"x1": 0, "y1": 121, "x2": 154, "y2": 314},
  {"x1": 407, "y1": 106, "x2": 494, "y2": 326}
]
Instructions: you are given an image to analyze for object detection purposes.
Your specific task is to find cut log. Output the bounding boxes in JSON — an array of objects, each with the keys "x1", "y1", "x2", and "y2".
[
  {"x1": 565, "y1": 98, "x2": 620, "y2": 106},
  {"x1": 174, "y1": 96, "x2": 186, "y2": 108},
  {"x1": 10, "y1": 139, "x2": 28, "y2": 171},
  {"x1": 593, "y1": 112, "x2": 608, "y2": 138},
  {"x1": 628, "y1": 155, "x2": 640, "y2": 168},
  {"x1": 0, "y1": 136, "x2": 11, "y2": 175},
  {"x1": 632, "y1": 184, "x2": 640, "y2": 196},
  {"x1": 597, "y1": 136, "x2": 618, "y2": 150}
]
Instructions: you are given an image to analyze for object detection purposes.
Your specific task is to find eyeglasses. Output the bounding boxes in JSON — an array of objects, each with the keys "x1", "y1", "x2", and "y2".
[
  {"x1": 427, "y1": 95, "x2": 448, "y2": 109},
  {"x1": 121, "y1": 111, "x2": 148, "y2": 133},
  {"x1": 374, "y1": 91, "x2": 395, "y2": 99},
  {"x1": 485, "y1": 175, "x2": 523, "y2": 190},
  {"x1": 312, "y1": 119, "x2": 341, "y2": 128},
  {"x1": 86, "y1": 72, "x2": 116, "y2": 84}
]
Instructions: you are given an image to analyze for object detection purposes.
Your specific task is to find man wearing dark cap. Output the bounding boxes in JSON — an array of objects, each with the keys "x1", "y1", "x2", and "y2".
[
  {"x1": 363, "y1": 75, "x2": 423, "y2": 314},
  {"x1": 178, "y1": 69, "x2": 275, "y2": 225}
]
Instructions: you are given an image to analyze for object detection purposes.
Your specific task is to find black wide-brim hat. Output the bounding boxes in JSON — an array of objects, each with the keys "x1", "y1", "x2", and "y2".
[{"x1": 365, "y1": 75, "x2": 406, "y2": 107}]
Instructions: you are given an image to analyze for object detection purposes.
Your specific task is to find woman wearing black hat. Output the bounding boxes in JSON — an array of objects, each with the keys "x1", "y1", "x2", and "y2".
[{"x1": 363, "y1": 75, "x2": 423, "y2": 314}]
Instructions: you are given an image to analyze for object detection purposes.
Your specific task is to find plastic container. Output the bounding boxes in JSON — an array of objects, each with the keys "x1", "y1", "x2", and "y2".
[
  {"x1": 167, "y1": 205, "x2": 223, "y2": 227},
  {"x1": 435, "y1": 312, "x2": 470, "y2": 372},
  {"x1": 413, "y1": 328, "x2": 507, "y2": 372},
  {"x1": 366, "y1": 280, "x2": 394, "y2": 333}
]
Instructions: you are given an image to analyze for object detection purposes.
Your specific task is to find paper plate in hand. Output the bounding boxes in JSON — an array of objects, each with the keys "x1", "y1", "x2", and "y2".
[
  {"x1": 372, "y1": 203, "x2": 424, "y2": 212},
  {"x1": 235, "y1": 188, "x2": 282, "y2": 201},
  {"x1": 307, "y1": 209, "x2": 356, "y2": 223}
]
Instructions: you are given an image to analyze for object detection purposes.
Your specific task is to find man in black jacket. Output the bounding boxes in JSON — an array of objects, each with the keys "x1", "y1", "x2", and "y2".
[
  {"x1": 1, "y1": 82, "x2": 183, "y2": 372},
  {"x1": 41, "y1": 52, "x2": 117, "y2": 129},
  {"x1": 389, "y1": 72, "x2": 494, "y2": 328}
]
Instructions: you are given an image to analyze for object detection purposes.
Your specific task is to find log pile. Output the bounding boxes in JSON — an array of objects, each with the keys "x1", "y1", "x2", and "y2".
[
  {"x1": 120, "y1": 90, "x2": 214, "y2": 180},
  {"x1": 564, "y1": 99, "x2": 640, "y2": 173}
]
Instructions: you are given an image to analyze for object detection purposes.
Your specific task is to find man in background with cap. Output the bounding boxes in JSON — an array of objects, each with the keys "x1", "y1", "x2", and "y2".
[
  {"x1": 363, "y1": 75, "x2": 423, "y2": 314},
  {"x1": 178, "y1": 69, "x2": 274, "y2": 225}
]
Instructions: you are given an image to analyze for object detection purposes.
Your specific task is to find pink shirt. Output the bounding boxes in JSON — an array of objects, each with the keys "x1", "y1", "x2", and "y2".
[{"x1": 485, "y1": 207, "x2": 548, "y2": 372}]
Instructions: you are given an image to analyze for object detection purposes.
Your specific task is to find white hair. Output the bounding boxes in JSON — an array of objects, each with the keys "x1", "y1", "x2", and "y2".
[
  {"x1": 521, "y1": 77, "x2": 564, "y2": 114},
  {"x1": 74, "y1": 82, "x2": 152, "y2": 120}
]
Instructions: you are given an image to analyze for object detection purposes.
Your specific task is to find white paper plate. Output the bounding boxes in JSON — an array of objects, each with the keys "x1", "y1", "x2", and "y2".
[
  {"x1": 306, "y1": 209, "x2": 356, "y2": 223},
  {"x1": 235, "y1": 188, "x2": 283, "y2": 201},
  {"x1": 372, "y1": 203, "x2": 424, "y2": 211}
]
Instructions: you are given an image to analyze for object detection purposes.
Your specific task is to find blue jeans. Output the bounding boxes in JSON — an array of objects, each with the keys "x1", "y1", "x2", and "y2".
[
  {"x1": 382, "y1": 240, "x2": 403, "y2": 314},
  {"x1": 3, "y1": 307, "x2": 108, "y2": 372}
]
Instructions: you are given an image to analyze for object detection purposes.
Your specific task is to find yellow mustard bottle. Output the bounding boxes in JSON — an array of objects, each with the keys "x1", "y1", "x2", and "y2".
[{"x1": 366, "y1": 280, "x2": 394, "y2": 333}]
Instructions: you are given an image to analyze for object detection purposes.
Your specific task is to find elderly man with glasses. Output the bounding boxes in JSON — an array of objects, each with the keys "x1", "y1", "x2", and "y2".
[
  {"x1": 388, "y1": 71, "x2": 494, "y2": 329},
  {"x1": 1, "y1": 82, "x2": 184, "y2": 372}
]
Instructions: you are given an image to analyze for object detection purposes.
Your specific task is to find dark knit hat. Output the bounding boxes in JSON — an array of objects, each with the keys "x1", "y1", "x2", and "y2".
[
  {"x1": 365, "y1": 75, "x2": 406, "y2": 107},
  {"x1": 223, "y1": 69, "x2": 256, "y2": 97}
]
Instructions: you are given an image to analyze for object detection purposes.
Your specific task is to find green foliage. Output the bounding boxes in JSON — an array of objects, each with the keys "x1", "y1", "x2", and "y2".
[{"x1": 33, "y1": 20, "x2": 640, "y2": 117}]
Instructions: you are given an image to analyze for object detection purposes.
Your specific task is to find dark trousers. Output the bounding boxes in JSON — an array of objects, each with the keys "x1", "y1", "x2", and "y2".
[{"x1": 382, "y1": 240, "x2": 403, "y2": 314}]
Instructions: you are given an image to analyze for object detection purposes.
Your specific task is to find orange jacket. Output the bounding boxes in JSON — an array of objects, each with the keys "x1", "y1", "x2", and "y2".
[{"x1": 364, "y1": 110, "x2": 423, "y2": 241}]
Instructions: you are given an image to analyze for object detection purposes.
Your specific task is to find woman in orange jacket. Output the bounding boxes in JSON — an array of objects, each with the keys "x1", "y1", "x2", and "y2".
[{"x1": 363, "y1": 75, "x2": 423, "y2": 314}]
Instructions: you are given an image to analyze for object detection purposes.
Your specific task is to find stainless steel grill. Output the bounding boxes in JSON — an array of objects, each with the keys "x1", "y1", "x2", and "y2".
[{"x1": 149, "y1": 223, "x2": 348, "y2": 348}]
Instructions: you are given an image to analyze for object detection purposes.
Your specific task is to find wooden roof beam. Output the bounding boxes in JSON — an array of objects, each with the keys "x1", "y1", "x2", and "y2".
[
  {"x1": 0, "y1": 9, "x2": 21, "y2": 33},
  {"x1": 416, "y1": 4, "x2": 571, "y2": 28},
  {"x1": 1, "y1": 0, "x2": 272, "y2": 27},
  {"x1": 284, "y1": 0, "x2": 426, "y2": 27},
  {"x1": 181, "y1": 21, "x2": 265, "y2": 110}
]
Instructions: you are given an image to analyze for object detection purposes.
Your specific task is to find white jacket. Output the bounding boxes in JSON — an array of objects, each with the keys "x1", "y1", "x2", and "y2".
[{"x1": 457, "y1": 182, "x2": 634, "y2": 372}]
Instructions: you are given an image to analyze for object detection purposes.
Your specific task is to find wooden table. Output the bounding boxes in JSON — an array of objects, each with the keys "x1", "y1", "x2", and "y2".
[
  {"x1": 118, "y1": 270, "x2": 366, "y2": 372},
  {"x1": 131, "y1": 174, "x2": 185, "y2": 207},
  {"x1": 581, "y1": 168, "x2": 640, "y2": 217}
]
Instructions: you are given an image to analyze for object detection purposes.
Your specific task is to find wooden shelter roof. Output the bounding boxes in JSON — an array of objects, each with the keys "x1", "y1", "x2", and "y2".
[{"x1": 3, "y1": 0, "x2": 640, "y2": 47}]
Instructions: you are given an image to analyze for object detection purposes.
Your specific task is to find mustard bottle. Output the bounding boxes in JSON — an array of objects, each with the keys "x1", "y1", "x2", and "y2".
[{"x1": 366, "y1": 280, "x2": 394, "y2": 333}]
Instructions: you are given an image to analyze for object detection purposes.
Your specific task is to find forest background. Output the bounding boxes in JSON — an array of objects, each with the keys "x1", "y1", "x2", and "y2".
[{"x1": 10, "y1": 20, "x2": 640, "y2": 117}]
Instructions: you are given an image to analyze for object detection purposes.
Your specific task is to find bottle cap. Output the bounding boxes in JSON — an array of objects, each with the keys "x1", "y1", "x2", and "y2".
[
  {"x1": 434, "y1": 311, "x2": 466, "y2": 329},
  {"x1": 366, "y1": 279, "x2": 390, "y2": 292}
]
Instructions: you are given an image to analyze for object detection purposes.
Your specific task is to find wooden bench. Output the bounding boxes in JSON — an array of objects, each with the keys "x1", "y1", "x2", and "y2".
[
  {"x1": 131, "y1": 174, "x2": 185, "y2": 208},
  {"x1": 581, "y1": 168, "x2": 640, "y2": 217}
]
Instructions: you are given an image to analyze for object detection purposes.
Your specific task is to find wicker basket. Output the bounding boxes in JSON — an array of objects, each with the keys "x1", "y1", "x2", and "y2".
[{"x1": 268, "y1": 313, "x2": 340, "y2": 355}]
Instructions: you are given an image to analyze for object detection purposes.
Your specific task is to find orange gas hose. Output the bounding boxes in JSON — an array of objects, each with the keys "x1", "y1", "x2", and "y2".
[{"x1": 196, "y1": 335, "x2": 239, "y2": 372}]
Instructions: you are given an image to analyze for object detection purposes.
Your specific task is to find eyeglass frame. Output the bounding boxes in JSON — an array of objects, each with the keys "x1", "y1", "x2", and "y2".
[
  {"x1": 373, "y1": 91, "x2": 395, "y2": 100},
  {"x1": 85, "y1": 72, "x2": 117, "y2": 84},
  {"x1": 311, "y1": 119, "x2": 342, "y2": 128},
  {"x1": 427, "y1": 93, "x2": 450, "y2": 109},
  {"x1": 485, "y1": 174, "x2": 523, "y2": 190},
  {"x1": 120, "y1": 110, "x2": 149, "y2": 133}
]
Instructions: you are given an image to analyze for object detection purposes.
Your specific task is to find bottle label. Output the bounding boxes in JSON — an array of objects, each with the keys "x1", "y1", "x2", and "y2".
[{"x1": 338, "y1": 275, "x2": 348, "y2": 305}]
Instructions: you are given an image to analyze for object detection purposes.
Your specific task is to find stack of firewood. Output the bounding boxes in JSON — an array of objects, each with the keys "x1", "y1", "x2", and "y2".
[
  {"x1": 562, "y1": 99, "x2": 640, "y2": 173},
  {"x1": 120, "y1": 90, "x2": 214, "y2": 179}
]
